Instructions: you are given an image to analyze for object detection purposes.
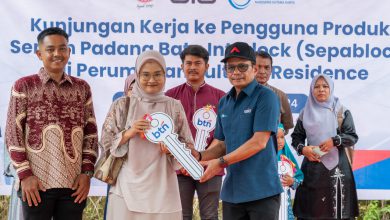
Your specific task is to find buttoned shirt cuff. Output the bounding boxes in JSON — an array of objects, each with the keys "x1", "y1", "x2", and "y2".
[
  {"x1": 17, "y1": 169, "x2": 34, "y2": 181},
  {"x1": 296, "y1": 144, "x2": 305, "y2": 156},
  {"x1": 81, "y1": 164, "x2": 95, "y2": 173},
  {"x1": 332, "y1": 135, "x2": 342, "y2": 147}
]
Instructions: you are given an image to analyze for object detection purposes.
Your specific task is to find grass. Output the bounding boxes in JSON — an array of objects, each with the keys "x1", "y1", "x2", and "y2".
[
  {"x1": 1, "y1": 195, "x2": 389, "y2": 220},
  {"x1": 0, "y1": 196, "x2": 10, "y2": 220},
  {"x1": 1, "y1": 196, "x2": 207, "y2": 220}
]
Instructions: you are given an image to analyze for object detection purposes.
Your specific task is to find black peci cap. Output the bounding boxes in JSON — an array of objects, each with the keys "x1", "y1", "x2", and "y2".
[{"x1": 221, "y1": 42, "x2": 256, "y2": 63}]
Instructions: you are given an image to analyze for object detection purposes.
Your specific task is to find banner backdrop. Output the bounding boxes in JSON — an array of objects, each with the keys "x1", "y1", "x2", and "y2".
[{"x1": 1, "y1": 0, "x2": 389, "y2": 199}]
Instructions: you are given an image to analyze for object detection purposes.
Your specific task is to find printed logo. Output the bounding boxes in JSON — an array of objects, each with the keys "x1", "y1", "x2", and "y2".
[
  {"x1": 151, "y1": 121, "x2": 170, "y2": 139},
  {"x1": 253, "y1": 0, "x2": 296, "y2": 6},
  {"x1": 244, "y1": 108, "x2": 252, "y2": 114},
  {"x1": 228, "y1": 0, "x2": 251, "y2": 10},
  {"x1": 196, "y1": 118, "x2": 212, "y2": 128},
  {"x1": 171, "y1": 0, "x2": 216, "y2": 4},
  {"x1": 137, "y1": 0, "x2": 153, "y2": 9},
  {"x1": 230, "y1": 46, "x2": 240, "y2": 54}
]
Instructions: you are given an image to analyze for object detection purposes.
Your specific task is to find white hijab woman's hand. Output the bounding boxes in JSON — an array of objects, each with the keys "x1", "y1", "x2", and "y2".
[
  {"x1": 302, "y1": 146, "x2": 321, "y2": 162},
  {"x1": 120, "y1": 118, "x2": 151, "y2": 145},
  {"x1": 319, "y1": 138, "x2": 334, "y2": 152}
]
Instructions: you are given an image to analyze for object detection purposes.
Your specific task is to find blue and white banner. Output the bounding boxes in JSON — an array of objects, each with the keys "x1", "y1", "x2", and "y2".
[{"x1": 1, "y1": 0, "x2": 389, "y2": 199}]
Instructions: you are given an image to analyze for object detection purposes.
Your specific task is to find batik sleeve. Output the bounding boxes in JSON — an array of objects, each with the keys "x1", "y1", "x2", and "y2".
[
  {"x1": 5, "y1": 81, "x2": 32, "y2": 180},
  {"x1": 81, "y1": 84, "x2": 99, "y2": 172}
]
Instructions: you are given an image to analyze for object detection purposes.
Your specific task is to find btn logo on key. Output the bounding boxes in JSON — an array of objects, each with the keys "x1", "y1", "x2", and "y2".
[
  {"x1": 151, "y1": 121, "x2": 170, "y2": 139},
  {"x1": 192, "y1": 105, "x2": 217, "y2": 151},
  {"x1": 144, "y1": 112, "x2": 204, "y2": 180}
]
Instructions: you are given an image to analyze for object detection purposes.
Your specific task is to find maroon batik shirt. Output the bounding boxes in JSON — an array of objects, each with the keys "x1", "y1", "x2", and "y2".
[
  {"x1": 5, "y1": 68, "x2": 98, "y2": 189},
  {"x1": 166, "y1": 82, "x2": 226, "y2": 175}
]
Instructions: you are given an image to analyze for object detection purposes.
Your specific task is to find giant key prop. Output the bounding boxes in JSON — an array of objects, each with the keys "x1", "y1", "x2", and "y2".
[
  {"x1": 278, "y1": 159, "x2": 294, "y2": 220},
  {"x1": 144, "y1": 112, "x2": 204, "y2": 180},
  {"x1": 192, "y1": 106, "x2": 217, "y2": 151}
]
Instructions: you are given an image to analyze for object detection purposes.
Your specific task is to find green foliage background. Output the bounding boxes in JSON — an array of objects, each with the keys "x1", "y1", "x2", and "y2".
[{"x1": 0, "y1": 196, "x2": 389, "y2": 220}]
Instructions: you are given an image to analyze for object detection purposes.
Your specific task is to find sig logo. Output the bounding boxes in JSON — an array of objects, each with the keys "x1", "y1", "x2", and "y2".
[
  {"x1": 196, "y1": 119, "x2": 212, "y2": 128},
  {"x1": 151, "y1": 121, "x2": 170, "y2": 139},
  {"x1": 171, "y1": 0, "x2": 216, "y2": 4},
  {"x1": 228, "y1": 0, "x2": 251, "y2": 9}
]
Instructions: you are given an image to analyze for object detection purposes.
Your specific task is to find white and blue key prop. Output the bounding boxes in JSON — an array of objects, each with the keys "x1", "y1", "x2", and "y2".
[
  {"x1": 144, "y1": 112, "x2": 204, "y2": 180},
  {"x1": 278, "y1": 160, "x2": 293, "y2": 220},
  {"x1": 278, "y1": 161, "x2": 293, "y2": 179},
  {"x1": 192, "y1": 107, "x2": 217, "y2": 151}
]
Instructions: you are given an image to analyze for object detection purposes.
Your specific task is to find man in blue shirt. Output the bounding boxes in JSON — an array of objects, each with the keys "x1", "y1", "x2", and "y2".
[{"x1": 199, "y1": 42, "x2": 283, "y2": 220}]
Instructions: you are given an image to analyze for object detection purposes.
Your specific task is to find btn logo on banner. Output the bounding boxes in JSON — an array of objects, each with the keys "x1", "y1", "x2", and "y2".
[
  {"x1": 192, "y1": 105, "x2": 217, "y2": 151},
  {"x1": 144, "y1": 112, "x2": 204, "y2": 180}
]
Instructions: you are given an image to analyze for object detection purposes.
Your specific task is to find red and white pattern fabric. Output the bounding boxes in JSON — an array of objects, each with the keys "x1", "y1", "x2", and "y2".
[{"x1": 5, "y1": 68, "x2": 98, "y2": 189}]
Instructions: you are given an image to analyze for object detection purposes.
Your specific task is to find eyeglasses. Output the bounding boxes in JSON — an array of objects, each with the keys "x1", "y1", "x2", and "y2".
[
  {"x1": 224, "y1": 63, "x2": 251, "y2": 73},
  {"x1": 140, "y1": 72, "x2": 164, "y2": 81}
]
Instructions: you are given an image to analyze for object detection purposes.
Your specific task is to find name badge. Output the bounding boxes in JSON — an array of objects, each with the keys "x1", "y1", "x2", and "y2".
[{"x1": 244, "y1": 108, "x2": 252, "y2": 114}]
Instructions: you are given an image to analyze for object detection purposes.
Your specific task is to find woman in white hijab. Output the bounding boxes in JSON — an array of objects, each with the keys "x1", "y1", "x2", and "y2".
[
  {"x1": 291, "y1": 74, "x2": 358, "y2": 220},
  {"x1": 101, "y1": 50, "x2": 194, "y2": 220}
]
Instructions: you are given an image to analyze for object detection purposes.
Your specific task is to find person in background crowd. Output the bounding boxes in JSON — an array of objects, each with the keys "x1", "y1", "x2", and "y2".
[
  {"x1": 3, "y1": 124, "x2": 24, "y2": 220},
  {"x1": 196, "y1": 42, "x2": 282, "y2": 220},
  {"x1": 5, "y1": 27, "x2": 98, "y2": 220},
  {"x1": 276, "y1": 124, "x2": 303, "y2": 220},
  {"x1": 255, "y1": 51, "x2": 294, "y2": 134},
  {"x1": 3, "y1": 128, "x2": 24, "y2": 220},
  {"x1": 123, "y1": 74, "x2": 136, "y2": 97},
  {"x1": 103, "y1": 73, "x2": 136, "y2": 220},
  {"x1": 291, "y1": 74, "x2": 359, "y2": 219},
  {"x1": 101, "y1": 50, "x2": 194, "y2": 220},
  {"x1": 166, "y1": 45, "x2": 225, "y2": 220}
]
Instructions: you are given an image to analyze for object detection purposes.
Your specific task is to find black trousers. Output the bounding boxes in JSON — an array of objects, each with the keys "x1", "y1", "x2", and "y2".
[
  {"x1": 223, "y1": 194, "x2": 280, "y2": 220},
  {"x1": 19, "y1": 188, "x2": 86, "y2": 220},
  {"x1": 298, "y1": 219, "x2": 355, "y2": 220},
  {"x1": 178, "y1": 175, "x2": 222, "y2": 220}
]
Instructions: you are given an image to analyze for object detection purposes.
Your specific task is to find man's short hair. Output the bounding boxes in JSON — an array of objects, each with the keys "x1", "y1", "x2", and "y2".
[
  {"x1": 180, "y1": 45, "x2": 209, "y2": 64},
  {"x1": 37, "y1": 27, "x2": 69, "y2": 44},
  {"x1": 255, "y1": 51, "x2": 273, "y2": 66}
]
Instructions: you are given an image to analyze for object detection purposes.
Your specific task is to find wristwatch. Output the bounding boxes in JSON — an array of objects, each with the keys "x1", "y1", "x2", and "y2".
[
  {"x1": 82, "y1": 170, "x2": 94, "y2": 178},
  {"x1": 218, "y1": 156, "x2": 229, "y2": 168}
]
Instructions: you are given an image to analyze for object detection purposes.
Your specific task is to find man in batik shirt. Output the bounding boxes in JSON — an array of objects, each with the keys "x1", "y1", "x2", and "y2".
[{"x1": 5, "y1": 27, "x2": 98, "y2": 220}]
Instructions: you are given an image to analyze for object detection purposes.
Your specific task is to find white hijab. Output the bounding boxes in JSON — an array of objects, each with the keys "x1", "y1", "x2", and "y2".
[{"x1": 125, "y1": 50, "x2": 175, "y2": 173}]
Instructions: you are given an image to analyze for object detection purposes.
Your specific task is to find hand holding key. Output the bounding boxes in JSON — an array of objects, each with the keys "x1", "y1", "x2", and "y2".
[{"x1": 122, "y1": 117, "x2": 150, "y2": 143}]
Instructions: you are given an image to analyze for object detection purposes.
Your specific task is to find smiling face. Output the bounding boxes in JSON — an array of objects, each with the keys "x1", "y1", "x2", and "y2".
[
  {"x1": 139, "y1": 61, "x2": 166, "y2": 94},
  {"x1": 36, "y1": 34, "x2": 70, "y2": 75},
  {"x1": 225, "y1": 57, "x2": 257, "y2": 92},
  {"x1": 313, "y1": 76, "x2": 330, "y2": 103},
  {"x1": 181, "y1": 54, "x2": 209, "y2": 85}
]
